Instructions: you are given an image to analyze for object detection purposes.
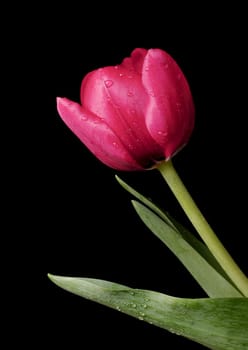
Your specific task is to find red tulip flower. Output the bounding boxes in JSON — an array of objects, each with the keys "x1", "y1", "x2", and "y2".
[{"x1": 57, "y1": 48, "x2": 195, "y2": 170}]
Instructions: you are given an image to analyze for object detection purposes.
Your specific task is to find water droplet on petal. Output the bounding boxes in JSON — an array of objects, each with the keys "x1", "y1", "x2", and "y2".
[
  {"x1": 127, "y1": 91, "x2": 133, "y2": 97},
  {"x1": 148, "y1": 90, "x2": 156, "y2": 97},
  {"x1": 92, "y1": 118, "x2": 101, "y2": 125},
  {"x1": 176, "y1": 102, "x2": 182, "y2": 112},
  {"x1": 127, "y1": 75, "x2": 133, "y2": 79},
  {"x1": 104, "y1": 80, "x2": 113, "y2": 88},
  {"x1": 119, "y1": 73, "x2": 124, "y2": 77},
  {"x1": 158, "y1": 131, "x2": 168, "y2": 137},
  {"x1": 80, "y1": 115, "x2": 88, "y2": 121},
  {"x1": 128, "y1": 143, "x2": 136, "y2": 151}
]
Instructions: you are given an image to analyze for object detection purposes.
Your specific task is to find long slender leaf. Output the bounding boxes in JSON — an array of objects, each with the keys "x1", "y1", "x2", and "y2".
[
  {"x1": 48, "y1": 274, "x2": 248, "y2": 350},
  {"x1": 115, "y1": 175, "x2": 231, "y2": 281},
  {"x1": 116, "y1": 176, "x2": 242, "y2": 297},
  {"x1": 115, "y1": 175, "x2": 178, "y2": 228},
  {"x1": 132, "y1": 200, "x2": 242, "y2": 297}
]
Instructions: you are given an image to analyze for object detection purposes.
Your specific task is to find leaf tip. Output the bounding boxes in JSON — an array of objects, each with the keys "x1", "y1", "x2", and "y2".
[
  {"x1": 47, "y1": 273, "x2": 65, "y2": 286},
  {"x1": 47, "y1": 273, "x2": 57, "y2": 283},
  {"x1": 115, "y1": 174, "x2": 124, "y2": 186},
  {"x1": 131, "y1": 199, "x2": 141, "y2": 210}
]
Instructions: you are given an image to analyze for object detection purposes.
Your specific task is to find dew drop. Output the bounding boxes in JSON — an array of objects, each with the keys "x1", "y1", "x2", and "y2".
[
  {"x1": 138, "y1": 316, "x2": 144, "y2": 321},
  {"x1": 104, "y1": 80, "x2": 113, "y2": 88},
  {"x1": 176, "y1": 102, "x2": 182, "y2": 112},
  {"x1": 116, "y1": 306, "x2": 121, "y2": 311},
  {"x1": 127, "y1": 75, "x2": 133, "y2": 79},
  {"x1": 80, "y1": 115, "x2": 88, "y2": 121},
  {"x1": 127, "y1": 91, "x2": 134, "y2": 97},
  {"x1": 148, "y1": 90, "x2": 156, "y2": 97},
  {"x1": 128, "y1": 143, "x2": 135, "y2": 150},
  {"x1": 112, "y1": 141, "x2": 119, "y2": 148},
  {"x1": 142, "y1": 304, "x2": 148, "y2": 309},
  {"x1": 93, "y1": 118, "x2": 101, "y2": 124},
  {"x1": 168, "y1": 328, "x2": 182, "y2": 336},
  {"x1": 131, "y1": 303, "x2": 137, "y2": 308},
  {"x1": 157, "y1": 131, "x2": 168, "y2": 137},
  {"x1": 119, "y1": 73, "x2": 124, "y2": 77}
]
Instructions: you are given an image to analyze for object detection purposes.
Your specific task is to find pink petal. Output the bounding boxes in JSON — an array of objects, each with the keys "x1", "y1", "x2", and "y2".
[
  {"x1": 56, "y1": 97, "x2": 143, "y2": 170},
  {"x1": 80, "y1": 67, "x2": 164, "y2": 165},
  {"x1": 120, "y1": 48, "x2": 147, "y2": 74},
  {"x1": 142, "y1": 49, "x2": 195, "y2": 158}
]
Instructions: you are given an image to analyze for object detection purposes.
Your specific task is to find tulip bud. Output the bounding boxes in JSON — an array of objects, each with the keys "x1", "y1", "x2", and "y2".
[{"x1": 57, "y1": 48, "x2": 195, "y2": 171}]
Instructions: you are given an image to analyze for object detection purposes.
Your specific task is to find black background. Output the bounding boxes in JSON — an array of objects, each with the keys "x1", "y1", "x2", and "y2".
[{"x1": 8, "y1": 3, "x2": 248, "y2": 349}]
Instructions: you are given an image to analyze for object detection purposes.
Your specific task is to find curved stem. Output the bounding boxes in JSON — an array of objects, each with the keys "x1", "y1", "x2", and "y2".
[{"x1": 157, "y1": 159, "x2": 248, "y2": 297}]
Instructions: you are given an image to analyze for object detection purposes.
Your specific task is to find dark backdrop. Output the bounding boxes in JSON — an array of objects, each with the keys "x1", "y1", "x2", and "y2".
[{"x1": 9, "y1": 3, "x2": 247, "y2": 349}]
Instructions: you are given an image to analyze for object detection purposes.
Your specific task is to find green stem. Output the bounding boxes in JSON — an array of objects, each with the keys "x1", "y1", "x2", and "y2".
[{"x1": 157, "y1": 159, "x2": 248, "y2": 297}]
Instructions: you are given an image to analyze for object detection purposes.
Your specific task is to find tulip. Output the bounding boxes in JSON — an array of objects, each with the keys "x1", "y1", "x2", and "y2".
[{"x1": 57, "y1": 48, "x2": 195, "y2": 171}]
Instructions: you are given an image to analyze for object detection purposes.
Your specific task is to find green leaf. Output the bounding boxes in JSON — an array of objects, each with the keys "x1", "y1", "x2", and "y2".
[
  {"x1": 116, "y1": 176, "x2": 242, "y2": 297},
  {"x1": 116, "y1": 175, "x2": 230, "y2": 280},
  {"x1": 132, "y1": 200, "x2": 242, "y2": 297},
  {"x1": 115, "y1": 175, "x2": 178, "y2": 228},
  {"x1": 48, "y1": 274, "x2": 248, "y2": 350}
]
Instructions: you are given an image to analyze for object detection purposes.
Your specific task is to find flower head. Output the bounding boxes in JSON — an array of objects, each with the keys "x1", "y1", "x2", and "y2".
[{"x1": 57, "y1": 48, "x2": 195, "y2": 170}]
